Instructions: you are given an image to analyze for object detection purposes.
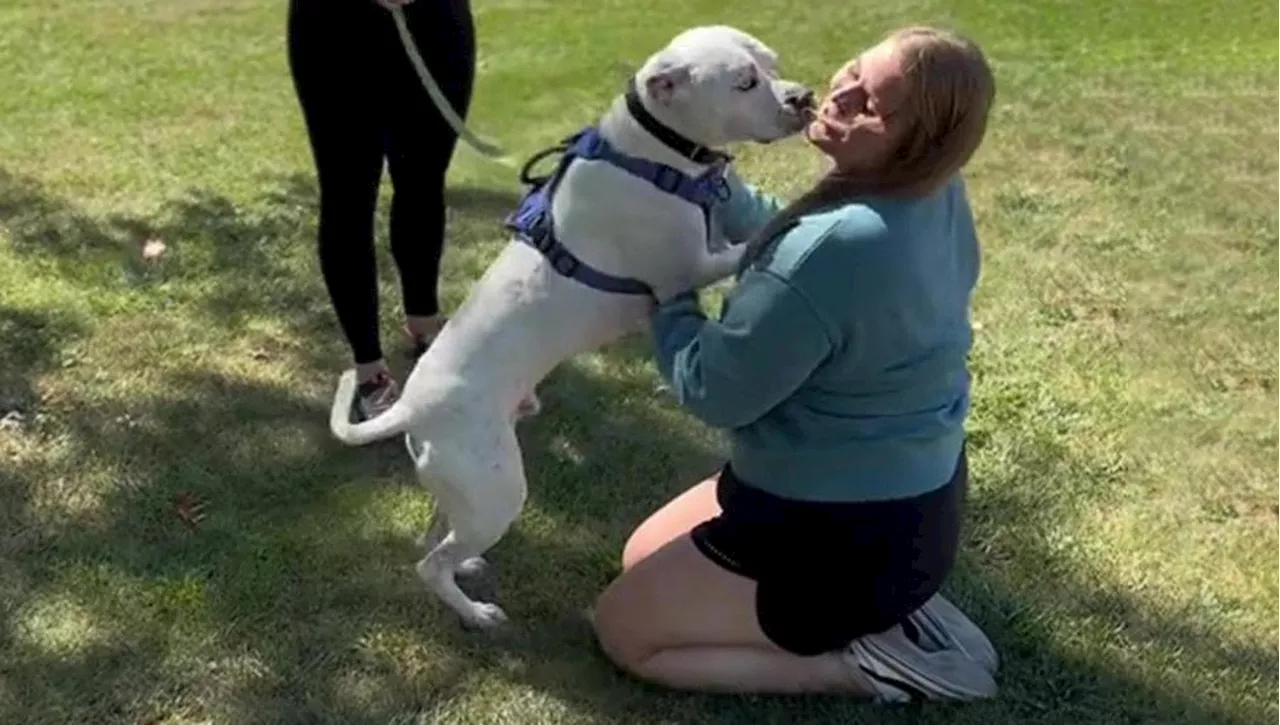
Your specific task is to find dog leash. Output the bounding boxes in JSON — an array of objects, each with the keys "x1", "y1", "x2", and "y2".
[{"x1": 388, "y1": 5, "x2": 519, "y2": 170}]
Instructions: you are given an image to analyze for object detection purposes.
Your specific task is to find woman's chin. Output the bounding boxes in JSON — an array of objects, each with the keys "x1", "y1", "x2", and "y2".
[{"x1": 803, "y1": 123, "x2": 834, "y2": 150}]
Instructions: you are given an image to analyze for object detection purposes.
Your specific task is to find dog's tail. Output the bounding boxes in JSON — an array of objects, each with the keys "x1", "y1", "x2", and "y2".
[{"x1": 328, "y1": 369, "x2": 412, "y2": 446}]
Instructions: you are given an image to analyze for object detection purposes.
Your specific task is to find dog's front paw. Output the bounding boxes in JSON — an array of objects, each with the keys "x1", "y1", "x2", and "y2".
[
  {"x1": 684, "y1": 246, "x2": 746, "y2": 292},
  {"x1": 460, "y1": 602, "x2": 509, "y2": 630}
]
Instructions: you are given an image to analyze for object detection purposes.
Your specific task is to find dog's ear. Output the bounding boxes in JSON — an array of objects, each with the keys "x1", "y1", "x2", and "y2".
[{"x1": 644, "y1": 62, "x2": 693, "y2": 104}]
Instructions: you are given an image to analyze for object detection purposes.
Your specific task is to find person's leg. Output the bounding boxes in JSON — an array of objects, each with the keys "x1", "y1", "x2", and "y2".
[
  {"x1": 836, "y1": 447, "x2": 997, "y2": 700},
  {"x1": 596, "y1": 466, "x2": 873, "y2": 694},
  {"x1": 620, "y1": 471, "x2": 720, "y2": 571},
  {"x1": 287, "y1": 0, "x2": 398, "y2": 413},
  {"x1": 379, "y1": 0, "x2": 477, "y2": 355},
  {"x1": 594, "y1": 453, "x2": 997, "y2": 699},
  {"x1": 593, "y1": 534, "x2": 877, "y2": 695}
]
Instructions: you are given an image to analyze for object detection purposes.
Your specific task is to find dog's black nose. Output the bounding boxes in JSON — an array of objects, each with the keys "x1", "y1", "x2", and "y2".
[{"x1": 785, "y1": 88, "x2": 816, "y2": 110}]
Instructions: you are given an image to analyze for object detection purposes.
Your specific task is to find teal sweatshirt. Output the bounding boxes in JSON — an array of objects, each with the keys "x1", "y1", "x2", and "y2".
[{"x1": 650, "y1": 169, "x2": 979, "y2": 502}]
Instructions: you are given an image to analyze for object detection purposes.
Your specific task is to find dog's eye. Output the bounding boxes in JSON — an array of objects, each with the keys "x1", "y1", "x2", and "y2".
[{"x1": 735, "y1": 74, "x2": 759, "y2": 92}]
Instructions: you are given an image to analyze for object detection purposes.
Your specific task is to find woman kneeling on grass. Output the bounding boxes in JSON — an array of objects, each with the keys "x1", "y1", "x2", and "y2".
[{"x1": 592, "y1": 26, "x2": 1000, "y2": 701}]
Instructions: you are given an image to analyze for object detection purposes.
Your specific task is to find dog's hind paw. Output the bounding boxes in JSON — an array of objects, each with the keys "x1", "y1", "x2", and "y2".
[
  {"x1": 460, "y1": 602, "x2": 508, "y2": 630},
  {"x1": 456, "y1": 556, "x2": 488, "y2": 577}
]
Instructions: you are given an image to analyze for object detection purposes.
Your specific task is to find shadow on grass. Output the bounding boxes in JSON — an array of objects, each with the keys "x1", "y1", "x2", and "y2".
[
  {"x1": 0, "y1": 305, "x2": 88, "y2": 413},
  {"x1": 0, "y1": 167, "x2": 521, "y2": 369},
  {"x1": 501, "y1": 427, "x2": 1278, "y2": 725},
  {"x1": 0, "y1": 171, "x2": 1274, "y2": 725},
  {"x1": 0, "y1": 357, "x2": 719, "y2": 724}
]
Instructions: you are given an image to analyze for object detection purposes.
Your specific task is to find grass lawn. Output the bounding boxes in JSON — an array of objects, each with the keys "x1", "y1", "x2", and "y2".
[{"x1": 1, "y1": 0, "x2": 1276, "y2": 723}]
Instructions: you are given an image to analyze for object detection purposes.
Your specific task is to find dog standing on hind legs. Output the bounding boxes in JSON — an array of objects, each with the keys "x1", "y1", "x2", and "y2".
[{"x1": 328, "y1": 25, "x2": 815, "y2": 630}]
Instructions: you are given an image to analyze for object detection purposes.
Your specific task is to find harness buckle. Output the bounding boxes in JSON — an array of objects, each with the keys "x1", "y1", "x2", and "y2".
[
  {"x1": 512, "y1": 205, "x2": 553, "y2": 249},
  {"x1": 652, "y1": 165, "x2": 684, "y2": 195}
]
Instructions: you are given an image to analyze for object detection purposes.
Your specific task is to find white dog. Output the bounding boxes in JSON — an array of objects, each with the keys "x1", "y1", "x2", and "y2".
[{"x1": 328, "y1": 25, "x2": 814, "y2": 629}]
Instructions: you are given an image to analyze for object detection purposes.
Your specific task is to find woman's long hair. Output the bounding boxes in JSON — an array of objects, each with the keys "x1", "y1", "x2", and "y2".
[{"x1": 738, "y1": 27, "x2": 997, "y2": 272}]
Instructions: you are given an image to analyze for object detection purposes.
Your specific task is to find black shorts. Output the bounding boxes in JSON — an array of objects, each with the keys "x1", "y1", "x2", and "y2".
[{"x1": 690, "y1": 448, "x2": 968, "y2": 657}]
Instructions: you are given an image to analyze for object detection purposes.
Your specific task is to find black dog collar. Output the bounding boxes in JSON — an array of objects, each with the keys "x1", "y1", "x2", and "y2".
[{"x1": 624, "y1": 76, "x2": 731, "y2": 166}]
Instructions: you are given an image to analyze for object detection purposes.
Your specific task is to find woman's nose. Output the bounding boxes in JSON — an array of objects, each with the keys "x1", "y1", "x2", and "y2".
[{"x1": 828, "y1": 84, "x2": 861, "y2": 112}]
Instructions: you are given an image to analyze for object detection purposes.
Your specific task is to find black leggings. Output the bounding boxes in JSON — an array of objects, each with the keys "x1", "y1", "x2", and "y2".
[{"x1": 286, "y1": 0, "x2": 476, "y2": 365}]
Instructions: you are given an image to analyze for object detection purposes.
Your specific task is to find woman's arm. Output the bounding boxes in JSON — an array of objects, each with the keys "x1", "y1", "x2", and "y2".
[
  {"x1": 649, "y1": 266, "x2": 833, "y2": 430},
  {"x1": 714, "y1": 168, "x2": 786, "y2": 245}
]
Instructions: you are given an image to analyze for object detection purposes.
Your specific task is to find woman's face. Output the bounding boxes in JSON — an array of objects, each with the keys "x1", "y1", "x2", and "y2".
[{"x1": 805, "y1": 40, "x2": 910, "y2": 174}]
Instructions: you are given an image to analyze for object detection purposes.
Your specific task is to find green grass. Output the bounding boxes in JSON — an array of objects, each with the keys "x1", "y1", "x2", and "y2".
[{"x1": 1, "y1": 0, "x2": 1276, "y2": 723}]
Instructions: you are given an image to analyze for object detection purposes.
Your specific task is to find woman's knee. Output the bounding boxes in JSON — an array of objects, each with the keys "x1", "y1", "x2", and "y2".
[{"x1": 590, "y1": 580, "x2": 654, "y2": 673}]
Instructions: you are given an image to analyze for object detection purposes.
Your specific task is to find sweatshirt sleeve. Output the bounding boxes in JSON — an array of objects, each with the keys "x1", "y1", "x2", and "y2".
[
  {"x1": 648, "y1": 268, "x2": 833, "y2": 429},
  {"x1": 714, "y1": 168, "x2": 786, "y2": 244}
]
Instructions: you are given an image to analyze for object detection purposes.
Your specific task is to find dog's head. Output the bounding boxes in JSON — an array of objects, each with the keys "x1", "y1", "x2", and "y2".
[{"x1": 634, "y1": 26, "x2": 814, "y2": 149}]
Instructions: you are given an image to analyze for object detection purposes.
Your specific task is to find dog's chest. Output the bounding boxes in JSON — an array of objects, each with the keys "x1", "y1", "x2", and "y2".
[{"x1": 552, "y1": 161, "x2": 709, "y2": 247}]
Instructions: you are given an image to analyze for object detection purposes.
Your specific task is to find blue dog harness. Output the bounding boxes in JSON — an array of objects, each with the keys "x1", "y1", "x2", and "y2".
[{"x1": 503, "y1": 81, "x2": 732, "y2": 297}]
